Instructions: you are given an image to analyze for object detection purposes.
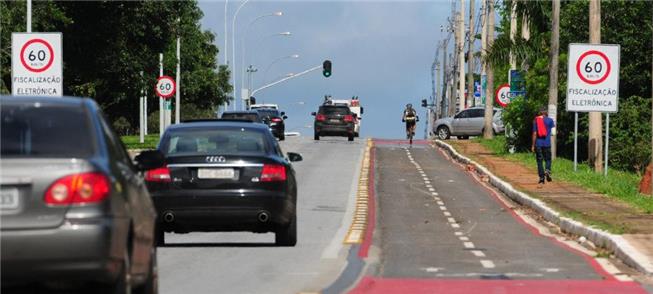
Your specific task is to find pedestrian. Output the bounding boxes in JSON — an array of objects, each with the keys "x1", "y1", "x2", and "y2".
[{"x1": 531, "y1": 107, "x2": 555, "y2": 186}]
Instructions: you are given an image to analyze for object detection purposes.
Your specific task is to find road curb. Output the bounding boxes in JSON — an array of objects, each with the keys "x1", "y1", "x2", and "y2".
[{"x1": 434, "y1": 139, "x2": 653, "y2": 276}]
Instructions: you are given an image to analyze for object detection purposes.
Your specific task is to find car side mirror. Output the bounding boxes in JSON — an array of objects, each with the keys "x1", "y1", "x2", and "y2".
[
  {"x1": 282, "y1": 115, "x2": 288, "y2": 120},
  {"x1": 134, "y1": 150, "x2": 165, "y2": 171},
  {"x1": 361, "y1": 107, "x2": 364, "y2": 114},
  {"x1": 280, "y1": 111, "x2": 286, "y2": 116},
  {"x1": 287, "y1": 152, "x2": 303, "y2": 162},
  {"x1": 311, "y1": 112, "x2": 316, "y2": 116}
]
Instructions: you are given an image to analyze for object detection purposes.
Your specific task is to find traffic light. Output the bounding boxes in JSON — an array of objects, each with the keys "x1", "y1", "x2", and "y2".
[
  {"x1": 322, "y1": 60, "x2": 332, "y2": 77},
  {"x1": 421, "y1": 99, "x2": 427, "y2": 108}
]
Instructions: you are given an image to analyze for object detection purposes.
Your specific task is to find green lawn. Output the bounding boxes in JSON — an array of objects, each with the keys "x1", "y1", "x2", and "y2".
[
  {"x1": 121, "y1": 135, "x2": 160, "y2": 150},
  {"x1": 474, "y1": 136, "x2": 653, "y2": 214}
]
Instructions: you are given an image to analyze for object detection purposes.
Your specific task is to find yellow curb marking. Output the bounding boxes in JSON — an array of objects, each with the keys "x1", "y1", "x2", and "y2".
[{"x1": 344, "y1": 139, "x2": 374, "y2": 244}]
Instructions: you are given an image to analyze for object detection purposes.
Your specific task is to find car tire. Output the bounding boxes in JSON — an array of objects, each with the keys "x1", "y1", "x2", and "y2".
[
  {"x1": 354, "y1": 132, "x2": 359, "y2": 138},
  {"x1": 279, "y1": 133, "x2": 285, "y2": 141},
  {"x1": 275, "y1": 215, "x2": 297, "y2": 246},
  {"x1": 348, "y1": 134, "x2": 354, "y2": 141},
  {"x1": 314, "y1": 133, "x2": 319, "y2": 141},
  {"x1": 155, "y1": 225, "x2": 164, "y2": 247},
  {"x1": 134, "y1": 247, "x2": 158, "y2": 294},
  {"x1": 437, "y1": 126, "x2": 451, "y2": 140}
]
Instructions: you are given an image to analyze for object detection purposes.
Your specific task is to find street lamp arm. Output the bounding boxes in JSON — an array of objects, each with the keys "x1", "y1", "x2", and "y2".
[{"x1": 251, "y1": 65, "x2": 321, "y2": 96}]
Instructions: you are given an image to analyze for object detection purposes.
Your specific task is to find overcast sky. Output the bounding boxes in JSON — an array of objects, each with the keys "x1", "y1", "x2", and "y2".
[{"x1": 198, "y1": 0, "x2": 461, "y2": 138}]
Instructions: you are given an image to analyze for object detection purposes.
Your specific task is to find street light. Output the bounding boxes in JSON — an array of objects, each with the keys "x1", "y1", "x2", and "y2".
[
  {"x1": 262, "y1": 54, "x2": 300, "y2": 84},
  {"x1": 230, "y1": 0, "x2": 255, "y2": 110}
]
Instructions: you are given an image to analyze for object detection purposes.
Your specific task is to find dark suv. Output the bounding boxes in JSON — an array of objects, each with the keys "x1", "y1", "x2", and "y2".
[
  {"x1": 255, "y1": 109, "x2": 287, "y2": 141},
  {"x1": 312, "y1": 105, "x2": 355, "y2": 141}
]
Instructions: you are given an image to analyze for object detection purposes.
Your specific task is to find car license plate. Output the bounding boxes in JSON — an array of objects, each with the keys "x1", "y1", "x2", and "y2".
[
  {"x1": 330, "y1": 119, "x2": 340, "y2": 123},
  {"x1": 0, "y1": 188, "x2": 19, "y2": 210},
  {"x1": 197, "y1": 168, "x2": 235, "y2": 179}
]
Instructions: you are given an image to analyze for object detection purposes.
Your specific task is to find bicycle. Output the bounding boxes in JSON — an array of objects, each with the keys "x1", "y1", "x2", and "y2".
[{"x1": 404, "y1": 116, "x2": 417, "y2": 145}]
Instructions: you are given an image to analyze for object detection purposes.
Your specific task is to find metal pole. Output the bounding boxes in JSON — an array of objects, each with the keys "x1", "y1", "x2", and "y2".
[
  {"x1": 232, "y1": 0, "x2": 251, "y2": 111},
  {"x1": 159, "y1": 53, "x2": 164, "y2": 138},
  {"x1": 574, "y1": 112, "x2": 578, "y2": 171},
  {"x1": 26, "y1": 0, "x2": 31, "y2": 33},
  {"x1": 252, "y1": 65, "x2": 321, "y2": 96},
  {"x1": 140, "y1": 71, "x2": 144, "y2": 144},
  {"x1": 224, "y1": 0, "x2": 228, "y2": 66},
  {"x1": 144, "y1": 88, "x2": 148, "y2": 135},
  {"x1": 458, "y1": 0, "x2": 465, "y2": 110},
  {"x1": 604, "y1": 113, "x2": 610, "y2": 176},
  {"x1": 176, "y1": 33, "x2": 181, "y2": 124}
]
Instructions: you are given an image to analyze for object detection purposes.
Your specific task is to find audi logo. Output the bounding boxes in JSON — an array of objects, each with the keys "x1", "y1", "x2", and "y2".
[{"x1": 206, "y1": 156, "x2": 226, "y2": 163}]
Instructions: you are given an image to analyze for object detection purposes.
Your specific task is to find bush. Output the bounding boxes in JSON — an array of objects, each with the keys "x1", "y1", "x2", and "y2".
[
  {"x1": 609, "y1": 96, "x2": 651, "y2": 173},
  {"x1": 146, "y1": 103, "x2": 217, "y2": 135},
  {"x1": 112, "y1": 116, "x2": 131, "y2": 136},
  {"x1": 502, "y1": 97, "x2": 544, "y2": 152}
]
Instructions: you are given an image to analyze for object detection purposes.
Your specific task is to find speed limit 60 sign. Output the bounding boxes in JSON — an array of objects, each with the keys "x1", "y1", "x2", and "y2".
[
  {"x1": 155, "y1": 76, "x2": 176, "y2": 99},
  {"x1": 12, "y1": 33, "x2": 63, "y2": 97},
  {"x1": 566, "y1": 43, "x2": 620, "y2": 113}
]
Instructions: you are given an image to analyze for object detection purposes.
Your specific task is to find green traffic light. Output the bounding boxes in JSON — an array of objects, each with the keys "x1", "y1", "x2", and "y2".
[{"x1": 323, "y1": 71, "x2": 331, "y2": 77}]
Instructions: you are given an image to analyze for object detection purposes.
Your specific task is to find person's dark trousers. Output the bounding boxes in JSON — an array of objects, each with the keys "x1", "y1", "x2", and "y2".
[{"x1": 535, "y1": 147, "x2": 552, "y2": 180}]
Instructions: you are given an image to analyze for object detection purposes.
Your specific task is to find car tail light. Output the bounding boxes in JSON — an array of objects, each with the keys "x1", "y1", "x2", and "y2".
[
  {"x1": 316, "y1": 114, "x2": 326, "y2": 122},
  {"x1": 271, "y1": 117, "x2": 282, "y2": 122},
  {"x1": 44, "y1": 172, "x2": 110, "y2": 205},
  {"x1": 260, "y1": 164, "x2": 287, "y2": 182},
  {"x1": 145, "y1": 167, "x2": 171, "y2": 183},
  {"x1": 344, "y1": 115, "x2": 354, "y2": 122}
]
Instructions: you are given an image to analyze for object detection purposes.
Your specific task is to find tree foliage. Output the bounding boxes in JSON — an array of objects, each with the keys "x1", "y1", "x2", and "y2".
[{"x1": 1, "y1": 0, "x2": 232, "y2": 131}]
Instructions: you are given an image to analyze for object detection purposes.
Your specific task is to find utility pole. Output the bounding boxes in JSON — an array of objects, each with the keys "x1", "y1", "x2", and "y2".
[
  {"x1": 480, "y1": 0, "x2": 487, "y2": 108},
  {"x1": 588, "y1": 0, "x2": 603, "y2": 171},
  {"x1": 548, "y1": 0, "x2": 560, "y2": 159},
  {"x1": 140, "y1": 71, "x2": 144, "y2": 144},
  {"x1": 458, "y1": 0, "x2": 466, "y2": 110},
  {"x1": 159, "y1": 53, "x2": 164, "y2": 138},
  {"x1": 442, "y1": 42, "x2": 448, "y2": 118},
  {"x1": 466, "y1": 0, "x2": 475, "y2": 108},
  {"x1": 483, "y1": 0, "x2": 495, "y2": 139},
  {"x1": 451, "y1": 52, "x2": 458, "y2": 116},
  {"x1": 175, "y1": 19, "x2": 181, "y2": 124}
]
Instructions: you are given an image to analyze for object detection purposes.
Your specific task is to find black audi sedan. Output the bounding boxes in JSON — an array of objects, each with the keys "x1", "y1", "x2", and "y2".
[{"x1": 144, "y1": 120, "x2": 302, "y2": 246}]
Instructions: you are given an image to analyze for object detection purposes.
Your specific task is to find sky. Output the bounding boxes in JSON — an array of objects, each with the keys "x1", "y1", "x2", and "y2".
[{"x1": 198, "y1": 0, "x2": 459, "y2": 139}]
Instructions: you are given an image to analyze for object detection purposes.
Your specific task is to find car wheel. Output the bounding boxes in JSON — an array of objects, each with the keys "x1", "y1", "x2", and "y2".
[
  {"x1": 437, "y1": 126, "x2": 450, "y2": 140},
  {"x1": 314, "y1": 132, "x2": 319, "y2": 141},
  {"x1": 354, "y1": 132, "x2": 359, "y2": 138},
  {"x1": 275, "y1": 215, "x2": 297, "y2": 246},
  {"x1": 155, "y1": 225, "x2": 164, "y2": 247},
  {"x1": 348, "y1": 134, "x2": 354, "y2": 141},
  {"x1": 279, "y1": 133, "x2": 285, "y2": 141},
  {"x1": 133, "y1": 247, "x2": 158, "y2": 294}
]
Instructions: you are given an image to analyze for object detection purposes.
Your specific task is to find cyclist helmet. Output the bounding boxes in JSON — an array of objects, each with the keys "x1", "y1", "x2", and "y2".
[{"x1": 406, "y1": 103, "x2": 413, "y2": 109}]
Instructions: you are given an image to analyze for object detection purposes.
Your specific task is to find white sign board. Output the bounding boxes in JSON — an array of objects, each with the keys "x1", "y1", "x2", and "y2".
[
  {"x1": 155, "y1": 76, "x2": 176, "y2": 99},
  {"x1": 566, "y1": 43, "x2": 620, "y2": 113},
  {"x1": 12, "y1": 33, "x2": 63, "y2": 96}
]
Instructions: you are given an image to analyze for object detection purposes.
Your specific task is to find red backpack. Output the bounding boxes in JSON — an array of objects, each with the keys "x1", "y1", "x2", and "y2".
[{"x1": 535, "y1": 116, "x2": 548, "y2": 138}]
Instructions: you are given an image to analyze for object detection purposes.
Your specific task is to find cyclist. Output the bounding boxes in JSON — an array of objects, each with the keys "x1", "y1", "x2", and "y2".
[{"x1": 402, "y1": 103, "x2": 419, "y2": 140}]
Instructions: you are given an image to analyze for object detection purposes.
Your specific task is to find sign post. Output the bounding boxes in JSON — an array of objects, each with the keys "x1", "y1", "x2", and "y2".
[
  {"x1": 566, "y1": 43, "x2": 620, "y2": 174},
  {"x1": 12, "y1": 33, "x2": 62, "y2": 96},
  {"x1": 156, "y1": 75, "x2": 176, "y2": 137}
]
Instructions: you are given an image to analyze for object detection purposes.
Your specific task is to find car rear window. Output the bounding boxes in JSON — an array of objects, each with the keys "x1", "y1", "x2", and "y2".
[
  {"x1": 257, "y1": 110, "x2": 279, "y2": 118},
  {"x1": 221, "y1": 113, "x2": 259, "y2": 122},
  {"x1": 1, "y1": 103, "x2": 96, "y2": 158},
  {"x1": 320, "y1": 106, "x2": 350, "y2": 115},
  {"x1": 162, "y1": 128, "x2": 268, "y2": 156}
]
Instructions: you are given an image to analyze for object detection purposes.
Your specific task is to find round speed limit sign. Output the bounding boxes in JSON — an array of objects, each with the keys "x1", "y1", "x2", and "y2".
[
  {"x1": 576, "y1": 50, "x2": 611, "y2": 85},
  {"x1": 495, "y1": 84, "x2": 511, "y2": 107},
  {"x1": 20, "y1": 38, "x2": 55, "y2": 73},
  {"x1": 155, "y1": 76, "x2": 176, "y2": 99}
]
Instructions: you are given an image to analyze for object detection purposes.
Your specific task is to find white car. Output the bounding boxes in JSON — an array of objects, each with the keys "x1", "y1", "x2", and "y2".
[
  {"x1": 250, "y1": 104, "x2": 278, "y2": 110},
  {"x1": 433, "y1": 107, "x2": 504, "y2": 140}
]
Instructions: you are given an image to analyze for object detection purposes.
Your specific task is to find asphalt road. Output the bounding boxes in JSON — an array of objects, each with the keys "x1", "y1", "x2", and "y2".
[
  {"x1": 157, "y1": 136, "x2": 365, "y2": 294},
  {"x1": 350, "y1": 142, "x2": 649, "y2": 293}
]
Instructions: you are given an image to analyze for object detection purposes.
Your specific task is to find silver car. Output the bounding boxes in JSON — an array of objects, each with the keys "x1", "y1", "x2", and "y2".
[
  {"x1": 433, "y1": 107, "x2": 505, "y2": 140},
  {"x1": 1, "y1": 96, "x2": 164, "y2": 293}
]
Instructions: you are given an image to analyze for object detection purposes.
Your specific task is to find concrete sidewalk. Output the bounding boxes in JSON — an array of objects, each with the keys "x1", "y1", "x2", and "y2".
[{"x1": 440, "y1": 140, "x2": 653, "y2": 276}]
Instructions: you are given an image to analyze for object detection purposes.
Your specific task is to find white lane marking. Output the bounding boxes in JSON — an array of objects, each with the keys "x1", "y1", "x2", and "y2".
[
  {"x1": 447, "y1": 218, "x2": 456, "y2": 223},
  {"x1": 321, "y1": 146, "x2": 365, "y2": 259},
  {"x1": 480, "y1": 260, "x2": 496, "y2": 269},
  {"x1": 424, "y1": 180, "x2": 430, "y2": 184},
  {"x1": 443, "y1": 211, "x2": 451, "y2": 216},
  {"x1": 428, "y1": 188, "x2": 435, "y2": 192},
  {"x1": 471, "y1": 250, "x2": 486, "y2": 257},
  {"x1": 432, "y1": 192, "x2": 439, "y2": 196},
  {"x1": 448, "y1": 180, "x2": 455, "y2": 183},
  {"x1": 542, "y1": 268, "x2": 560, "y2": 273},
  {"x1": 454, "y1": 232, "x2": 463, "y2": 236},
  {"x1": 437, "y1": 201, "x2": 444, "y2": 205},
  {"x1": 451, "y1": 223, "x2": 460, "y2": 228},
  {"x1": 422, "y1": 267, "x2": 443, "y2": 273},
  {"x1": 426, "y1": 185, "x2": 433, "y2": 189},
  {"x1": 463, "y1": 242, "x2": 475, "y2": 248},
  {"x1": 459, "y1": 236, "x2": 469, "y2": 241},
  {"x1": 440, "y1": 206, "x2": 447, "y2": 211},
  {"x1": 434, "y1": 197, "x2": 441, "y2": 201}
]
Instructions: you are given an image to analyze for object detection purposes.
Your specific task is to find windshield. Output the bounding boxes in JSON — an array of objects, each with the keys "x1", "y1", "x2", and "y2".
[
  {"x1": 221, "y1": 113, "x2": 259, "y2": 122},
  {"x1": 1, "y1": 103, "x2": 96, "y2": 158},
  {"x1": 257, "y1": 110, "x2": 280, "y2": 118},
  {"x1": 319, "y1": 106, "x2": 350, "y2": 115},
  {"x1": 161, "y1": 128, "x2": 268, "y2": 156}
]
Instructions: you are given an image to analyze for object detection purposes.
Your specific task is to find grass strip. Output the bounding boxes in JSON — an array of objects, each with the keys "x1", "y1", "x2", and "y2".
[{"x1": 121, "y1": 135, "x2": 160, "y2": 150}]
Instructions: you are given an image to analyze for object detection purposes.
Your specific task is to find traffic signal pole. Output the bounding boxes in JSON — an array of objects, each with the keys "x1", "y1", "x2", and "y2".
[{"x1": 251, "y1": 64, "x2": 322, "y2": 96}]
